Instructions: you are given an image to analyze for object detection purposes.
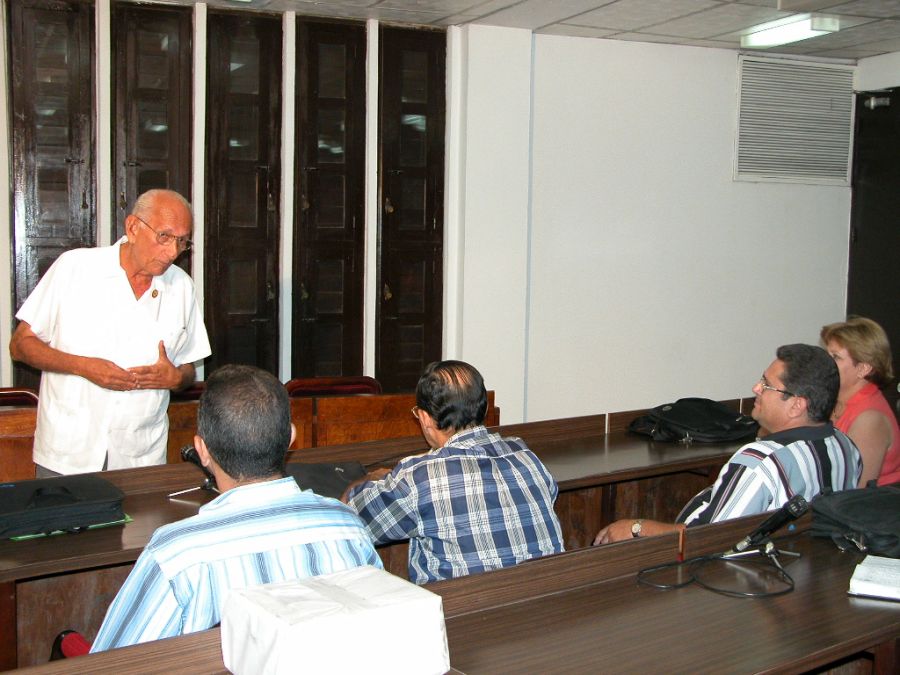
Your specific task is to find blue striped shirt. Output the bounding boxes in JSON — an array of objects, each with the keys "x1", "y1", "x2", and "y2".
[
  {"x1": 347, "y1": 426, "x2": 564, "y2": 584},
  {"x1": 677, "y1": 424, "x2": 862, "y2": 526},
  {"x1": 91, "y1": 477, "x2": 381, "y2": 651}
]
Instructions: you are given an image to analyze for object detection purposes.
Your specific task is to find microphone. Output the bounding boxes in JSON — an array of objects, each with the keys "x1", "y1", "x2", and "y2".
[
  {"x1": 180, "y1": 444, "x2": 218, "y2": 491},
  {"x1": 732, "y1": 494, "x2": 808, "y2": 553}
]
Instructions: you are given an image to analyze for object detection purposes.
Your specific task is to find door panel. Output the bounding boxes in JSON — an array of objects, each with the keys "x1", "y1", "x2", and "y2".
[
  {"x1": 376, "y1": 28, "x2": 445, "y2": 393},
  {"x1": 112, "y1": 5, "x2": 192, "y2": 243},
  {"x1": 205, "y1": 14, "x2": 281, "y2": 373},
  {"x1": 847, "y1": 88, "x2": 900, "y2": 415},
  {"x1": 10, "y1": 0, "x2": 95, "y2": 388},
  {"x1": 293, "y1": 21, "x2": 366, "y2": 378}
]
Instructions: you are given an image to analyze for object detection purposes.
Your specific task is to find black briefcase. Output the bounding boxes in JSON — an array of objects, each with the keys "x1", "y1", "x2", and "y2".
[{"x1": 0, "y1": 475, "x2": 125, "y2": 539}]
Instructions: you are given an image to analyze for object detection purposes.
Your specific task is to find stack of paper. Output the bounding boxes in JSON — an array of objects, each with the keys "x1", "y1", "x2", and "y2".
[{"x1": 848, "y1": 555, "x2": 900, "y2": 601}]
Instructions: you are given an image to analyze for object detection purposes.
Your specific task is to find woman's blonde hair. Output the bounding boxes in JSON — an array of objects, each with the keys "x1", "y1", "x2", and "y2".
[{"x1": 820, "y1": 316, "x2": 894, "y2": 387}]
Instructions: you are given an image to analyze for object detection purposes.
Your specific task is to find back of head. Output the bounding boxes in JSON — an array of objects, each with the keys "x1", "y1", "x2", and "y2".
[
  {"x1": 776, "y1": 344, "x2": 839, "y2": 423},
  {"x1": 198, "y1": 365, "x2": 291, "y2": 481},
  {"x1": 416, "y1": 360, "x2": 487, "y2": 432},
  {"x1": 820, "y1": 316, "x2": 894, "y2": 386}
]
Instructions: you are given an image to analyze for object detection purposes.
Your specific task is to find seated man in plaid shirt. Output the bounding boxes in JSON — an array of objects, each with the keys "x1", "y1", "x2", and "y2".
[{"x1": 342, "y1": 360, "x2": 564, "y2": 584}]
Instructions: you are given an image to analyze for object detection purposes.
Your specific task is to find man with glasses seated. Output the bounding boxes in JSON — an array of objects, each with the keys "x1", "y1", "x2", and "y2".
[
  {"x1": 342, "y1": 360, "x2": 564, "y2": 584},
  {"x1": 594, "y1": 344, "x2": 862, "y2": 545},
  {"x1": 10, "y1": 189, "x2": 209, "y2": 476}
]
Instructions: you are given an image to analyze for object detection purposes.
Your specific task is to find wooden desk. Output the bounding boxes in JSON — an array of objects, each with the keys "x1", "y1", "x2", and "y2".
[
  {"x1": 0, "y1": 417, "x2": 737, "y2": 669},
  {"x1": 18, "y1": 526, "x2": 900, "y2": 674},
  {"x1": 438, "y1": 533, "x2": 900, "y2": 673},
  {"x1": 295, "y1": 415, "x2": 736, "y2": 550}
]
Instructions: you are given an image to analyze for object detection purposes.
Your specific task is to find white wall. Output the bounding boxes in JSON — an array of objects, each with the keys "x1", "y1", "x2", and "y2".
[
  {"x1": 450, "y1": 25, "x2": 533, "y2": 423},
  {"x1": 510, "y1": 36, "x2": 850, "y2": 420},
  {"x1": 856, "y1": 51, "x2": 900, "y2": 91}
]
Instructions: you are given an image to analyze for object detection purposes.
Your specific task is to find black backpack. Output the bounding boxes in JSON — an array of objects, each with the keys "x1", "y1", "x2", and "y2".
[
  {"x1": 810, "y1": 484, "x2": 900, "y2": 557},
  {"x1": 628, "y1": 397, "x2": 759, "y2": 443}
]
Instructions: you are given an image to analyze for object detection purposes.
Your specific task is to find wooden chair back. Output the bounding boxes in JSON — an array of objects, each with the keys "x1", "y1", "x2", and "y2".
[
  {"x1": 165, "y1": 397, "x2": 314, "y2": 463},
  {"x1": 166, "y1": 400, "x2": 200, "y2": 464},
  {"x1": 315, "y1": 391, "x2": 499, "y2": 447},
  {"x1": 285, "y1": 376, "x2": 382, "y2": 397},
  {"x1": 0, "y1": 408, "x2": 37, "y2": 481},
  {"x1": 289, "y1": 398, "x2": 314, "y2": 449},
  {"x1": 0, "y1": 387, "x2": 39, "y2": 407}
]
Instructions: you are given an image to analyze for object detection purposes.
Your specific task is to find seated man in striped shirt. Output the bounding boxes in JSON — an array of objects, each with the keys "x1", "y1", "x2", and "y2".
[
  {"x1": 594, "y1": 344, "x2": 862, "y2": 545},
  {"x1": 342, "y1": 360, "x2": 564, "y2": 584},
  {"x1": 91, "y1": 364, "x2": 381, "y2": 651}
]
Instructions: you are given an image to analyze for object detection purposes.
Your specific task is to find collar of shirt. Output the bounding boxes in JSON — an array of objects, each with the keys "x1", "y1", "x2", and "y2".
[
  {"x1": 764, "y1": 422, "x2": 837, "y2": 446},
  {"x1": 447, "y1": 424, "x2": 491, "y2": 445},
  {"x1": 95, "y1": 237, "x2": 128, "y2": 279},
  {"x1": 200, "y1": 476, "x2": 299, "y2": 514},
  {"x1": 110, "y1": 236, "x2": 169, "y2": 299},
  {"x1": 442, "y1": 425, "x2": 495, "y2": 449}
]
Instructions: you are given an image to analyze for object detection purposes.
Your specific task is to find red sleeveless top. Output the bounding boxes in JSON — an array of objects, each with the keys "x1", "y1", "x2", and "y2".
[{"x1": 835, "y1": 382, "x2": 900, "y2": 486}]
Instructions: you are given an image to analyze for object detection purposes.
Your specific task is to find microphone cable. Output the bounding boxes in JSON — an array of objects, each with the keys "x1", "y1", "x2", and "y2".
[{"x1": 636, "y1": 544, "x2": 796, "y2": 599}]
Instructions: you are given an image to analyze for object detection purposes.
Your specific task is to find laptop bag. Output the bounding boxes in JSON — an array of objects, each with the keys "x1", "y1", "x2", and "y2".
[{"x1": 0, "y1": 474, "x2": 125, "y2": 539}]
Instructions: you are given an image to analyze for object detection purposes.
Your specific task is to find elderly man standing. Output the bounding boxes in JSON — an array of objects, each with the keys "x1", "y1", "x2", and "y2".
[
  {"x1": 594, "y1": 344, "x2": 862, "y2": 545},
  {"x1": 9, "y1": 189, "x2": 210, "y2": 476},
  {"x1": 343, "y1": 360, "x2": 564, "y2": 584}
]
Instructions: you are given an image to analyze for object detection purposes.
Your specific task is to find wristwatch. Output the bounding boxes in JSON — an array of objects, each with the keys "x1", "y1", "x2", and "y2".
[{"x1": 631, "y1": 519, "x2": 643, "y2": 538}]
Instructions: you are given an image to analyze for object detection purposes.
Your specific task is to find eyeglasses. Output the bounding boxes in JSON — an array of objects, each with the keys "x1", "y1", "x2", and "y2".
[
  {"x1": 134, "y1": 215, "x2": 193, "y2": 252},
  {"x1": 757, "y1": 376, "x2": 795, "y2": 398}
]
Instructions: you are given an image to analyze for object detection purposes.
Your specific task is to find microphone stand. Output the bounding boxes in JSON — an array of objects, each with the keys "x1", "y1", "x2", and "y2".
[
  {"x1": 167, "y1": 477, "x2": 219, "y2": 499},
  {"x1": 721, "y1": 538, "x2": 800, "y2": 562},
  {"x1": 168, "y1": 445, "x2": 220, "y2": 499}
]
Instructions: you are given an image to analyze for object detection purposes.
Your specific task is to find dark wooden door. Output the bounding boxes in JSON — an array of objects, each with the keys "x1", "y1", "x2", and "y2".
[
  {"x1": 847, "y1": 88, "x2": 900, "y2": 415},
  {"x1": 10, "y1": 0, "x2": 95, "y2": 388},
  {"x1": 376, "y1": 28, "x2": 445, "y2": 393},
  {"x1": 112, "y1": 5, "x2": 192, "y2": 239},
  {"x1": 204, "y1": 14, "x2": 281, "y2": 373},
  {"x1": 293, "y1": 20, "x2": 366, "y2": 378}
]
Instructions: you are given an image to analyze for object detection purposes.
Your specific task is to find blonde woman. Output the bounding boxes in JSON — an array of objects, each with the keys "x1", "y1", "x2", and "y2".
[{"x1": 821, "y1": 317, "x2": 899, "y2": 486}]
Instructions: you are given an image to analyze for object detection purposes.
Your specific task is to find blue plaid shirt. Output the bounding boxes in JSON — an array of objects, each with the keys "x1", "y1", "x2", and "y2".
[
  {"x1": 347, "y1": 426, "x2": 564, "y2": 584},
  {"x1": 91, "y1": 478, "x2": 381, "y2": 651}
]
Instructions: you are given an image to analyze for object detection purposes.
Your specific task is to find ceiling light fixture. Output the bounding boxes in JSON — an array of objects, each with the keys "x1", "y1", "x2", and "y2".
[{"x1": 741, "y1": 14, "x2": 839, "y2": 49}]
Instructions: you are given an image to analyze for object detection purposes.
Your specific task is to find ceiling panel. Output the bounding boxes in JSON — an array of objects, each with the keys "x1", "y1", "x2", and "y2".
[{"x1": 178, "y1": 0, "x2": 900, "y2": 60}]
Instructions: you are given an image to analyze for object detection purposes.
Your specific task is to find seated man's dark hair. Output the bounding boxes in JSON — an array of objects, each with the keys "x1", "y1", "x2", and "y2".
[
  {"x1": 416, "y1": 360, "x2": 487, "y2": 431},
  {"x1": 197, "y1": 364, "x2": 290, "y2": 480},
  {"x1": 776, "y1": 344, "x2": 839, "y2": 423}
]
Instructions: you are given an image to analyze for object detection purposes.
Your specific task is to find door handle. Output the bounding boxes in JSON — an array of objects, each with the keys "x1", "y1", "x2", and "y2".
[{"x1": 383, "y1": 283, "x2": 393, "y2": 301}]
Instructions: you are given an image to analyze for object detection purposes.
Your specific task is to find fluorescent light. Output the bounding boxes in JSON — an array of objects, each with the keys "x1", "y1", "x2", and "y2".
[{"x1": 741, "y1": 14, "x2": 839, "y2": 48}]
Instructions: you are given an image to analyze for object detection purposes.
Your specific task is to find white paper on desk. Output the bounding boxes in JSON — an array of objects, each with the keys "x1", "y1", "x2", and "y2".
[
  {"x1": 848, "y1": 555, "x2": 900, "y2": 601},
  {"x1": 221, "y1": 565, "x2": 449, "y2": 675}
]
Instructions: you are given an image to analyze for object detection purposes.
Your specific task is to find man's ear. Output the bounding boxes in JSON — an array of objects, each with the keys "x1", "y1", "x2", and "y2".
[
  {"x1": 194, "y1": 434, "x2": 212, "y2": 467},
  {"x1": 788, "y1": 395, "x2": 808, "y2": 420},
  {"x1": 124, "y1": 214, "x2": 138, "y2": 240},
  {"x1": 419, "y1": 410, "x2": 437, "y2": 431},
  {"x1": 289, "y1": 423, "x2": 297, "y2": 449}
]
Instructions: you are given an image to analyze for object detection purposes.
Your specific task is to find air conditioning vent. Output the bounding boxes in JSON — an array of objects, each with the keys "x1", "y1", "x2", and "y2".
[{"x1": 735, "y1": 56, "x2": 854, "y2": 185}]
